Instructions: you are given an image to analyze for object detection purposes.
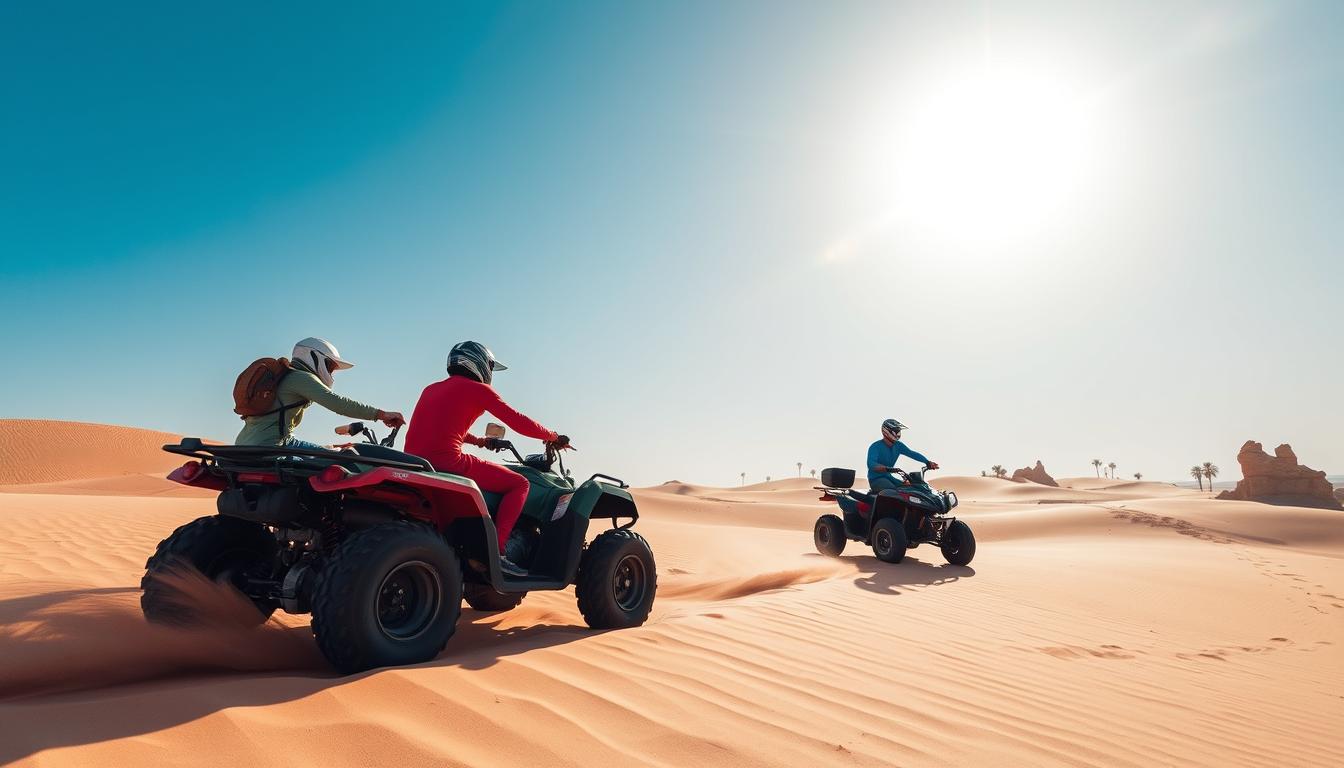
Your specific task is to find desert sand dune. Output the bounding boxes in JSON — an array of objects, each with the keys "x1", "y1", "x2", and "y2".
[
  {"x1": 0, "y1": 419, "x2": 195, "y2": 487},
  {"x1": 0, "y1": 474, "x2": 218, "y2": 497},
  {"x1": 1, "y1": 421, "x2": 1341, "y2": 767}
]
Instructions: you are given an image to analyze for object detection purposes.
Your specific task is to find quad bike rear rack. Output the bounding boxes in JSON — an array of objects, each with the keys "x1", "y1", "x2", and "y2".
[{"x1": 163, "y1": 437, "x2": 429, "y2": 472}]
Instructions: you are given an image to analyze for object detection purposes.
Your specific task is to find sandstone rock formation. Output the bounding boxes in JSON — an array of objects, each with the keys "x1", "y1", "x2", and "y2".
[
  {"x1": 1011, "y1": 460, "x2": 1059, "y2": 487},
  {"x1": 1216, "y1": 441, "x2": 1342, "y2": 510}
]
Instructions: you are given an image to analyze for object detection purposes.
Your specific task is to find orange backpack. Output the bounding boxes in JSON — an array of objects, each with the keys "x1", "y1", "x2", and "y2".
[{"x1": 233, "y1": 357, "x2": 295, "y2": 418}]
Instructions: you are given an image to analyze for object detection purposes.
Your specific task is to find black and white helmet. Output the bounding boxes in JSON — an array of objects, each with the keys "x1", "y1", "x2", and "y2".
[
  {"x1": 881, "y1": 418, "x2": 907, "y2": 441},
  {"x1": 447, "y1": 341, "x2": 508, "y2": 385}
]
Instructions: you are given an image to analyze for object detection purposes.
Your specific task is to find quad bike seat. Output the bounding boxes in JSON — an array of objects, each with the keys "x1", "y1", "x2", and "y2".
[
  {"x1": 854, "y1": 488, "x2": 912, "y2": 507},
  {"x1": 350, "y1": 443, "x2": 434, "y2": 472}
]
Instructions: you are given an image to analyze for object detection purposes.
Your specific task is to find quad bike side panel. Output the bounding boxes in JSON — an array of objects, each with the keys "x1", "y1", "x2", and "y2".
[
  {"x1": 512, "y1": 466, "x2": 579, "y2": 525},
  {"x1": 309, "y1": 466, "x2": 490, "y2": 528}
]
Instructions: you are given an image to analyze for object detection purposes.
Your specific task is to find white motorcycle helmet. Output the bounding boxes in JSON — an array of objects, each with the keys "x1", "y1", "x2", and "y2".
[{"x1": 292, "y1": 337, "x2": 354, "y2": 387}]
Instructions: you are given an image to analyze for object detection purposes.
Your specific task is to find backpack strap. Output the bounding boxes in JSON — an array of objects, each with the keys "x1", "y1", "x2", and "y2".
[
  {"x1": 273, "y1": 398, "x2": 309, "y2": 439},
  {"x1": 248, "y1": 368, "x2": 309, "y2": 439}
]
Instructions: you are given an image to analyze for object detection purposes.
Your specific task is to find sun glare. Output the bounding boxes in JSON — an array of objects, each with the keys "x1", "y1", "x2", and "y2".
[{"x1": 884, "y1": 65, "x2": 1102, "y2": 252}]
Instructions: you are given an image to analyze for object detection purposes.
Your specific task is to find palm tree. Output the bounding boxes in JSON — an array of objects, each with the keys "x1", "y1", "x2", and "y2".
[
  {"x1": 1190, "y1": 465, "x2": 1205, "y2": 491},
  {"x1": 991, "y1": 464, "x2": 1007, "y2": 479},
  {"x1": 765, "y1": 475, "x2": 771, "y2": 483},
  {"x1": 739, "y1": 472, "x2": 745, "y2": 486},
  {"x1": 1202, "y1": 462, "x2": 1218, "y2": 491},
  {"x1": 796, "y1": 462, "x2": 802, "y2": 477},
  {"x1": 1133, "y1": 472, "x2": 1142, "y2": 480},
  {"x1": 1092, "y1": 459, "x2": 1103, "y2": 477},
  {"x1": 810, "y1": 468, "x2": 816, "y2": 478},
  {"x1": 1108, "y1": 462, "x2": 1117, "y2": 479}
]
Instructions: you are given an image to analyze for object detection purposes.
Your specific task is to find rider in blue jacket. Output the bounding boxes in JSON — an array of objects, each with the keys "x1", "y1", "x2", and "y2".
[{"x1": 867, "y1": 418, "x2": 939, "y2": 491}]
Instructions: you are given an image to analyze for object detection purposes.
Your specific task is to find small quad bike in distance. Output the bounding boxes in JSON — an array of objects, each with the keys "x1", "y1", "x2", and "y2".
[
  {"x1": 813, "y1": 466, "x2": 975, "y2": 566},
  {"x1": 143, "y1": 421, "x2": 655, "y2": 674}
]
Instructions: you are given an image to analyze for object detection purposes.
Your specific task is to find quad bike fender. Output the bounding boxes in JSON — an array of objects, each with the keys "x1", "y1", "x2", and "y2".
[
  {"x1": 309, "y1": 466, "x2": 489, "y2": 528},
  {"x1": 569, "y1": 480, "x2": 638, "y2": 526}
]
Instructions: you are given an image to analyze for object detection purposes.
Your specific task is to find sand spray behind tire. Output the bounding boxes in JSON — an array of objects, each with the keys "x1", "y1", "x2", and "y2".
[{"x1": 0, "y1": 569, "x2": 326, "y2": 699}]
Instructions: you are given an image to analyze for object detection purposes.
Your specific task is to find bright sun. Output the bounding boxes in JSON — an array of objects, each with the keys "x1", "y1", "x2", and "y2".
[{"x1": 886, "y1": 65, "x2": 1101, "y2": 251}]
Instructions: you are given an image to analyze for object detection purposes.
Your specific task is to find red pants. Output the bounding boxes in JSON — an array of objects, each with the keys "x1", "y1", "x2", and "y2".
[{"x1": 453, "y1": 456, "x2": 530, "y2": 551}]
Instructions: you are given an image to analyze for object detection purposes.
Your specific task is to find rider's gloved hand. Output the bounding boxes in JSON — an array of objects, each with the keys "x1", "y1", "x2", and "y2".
[
  {"x1": 482, "y1": 437, "x2": 507, "y2": 452},
  {"x1": 926, "y1": 461, "x2": 940, "y2": 470},
  {"x1": 376, "y1": 410, "x2": 406, "y2": 428},
  {"x1": 551, "y1": 434, "x2": 574, "y2": 450}
]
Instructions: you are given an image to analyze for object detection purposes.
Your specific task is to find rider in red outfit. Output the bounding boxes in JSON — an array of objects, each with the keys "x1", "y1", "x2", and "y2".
[{"x1": 404, "y1": 341, "x2": 567, "y2": 577}]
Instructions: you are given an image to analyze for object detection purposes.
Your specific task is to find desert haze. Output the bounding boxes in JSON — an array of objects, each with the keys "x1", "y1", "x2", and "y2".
[{"x1": 0, "y1": 420, "x2": 1341, "y2": 767}]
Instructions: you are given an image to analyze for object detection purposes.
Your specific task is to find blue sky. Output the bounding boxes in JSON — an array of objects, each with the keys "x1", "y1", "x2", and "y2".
[{"x1": 3, "y1": 1, "x2": 1341, "y2": 486}]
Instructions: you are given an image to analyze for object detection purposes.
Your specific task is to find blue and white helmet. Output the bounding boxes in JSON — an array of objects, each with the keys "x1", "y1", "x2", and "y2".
[
  {"x1": 447, "y1": 341, "x2": 508, "y2": 385},
  {"x1": 881, "y1": 418, "x2": 907, "y2": 441}
]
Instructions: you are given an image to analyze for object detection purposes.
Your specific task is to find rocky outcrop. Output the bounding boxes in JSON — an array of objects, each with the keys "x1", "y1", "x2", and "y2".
[
  {"x1": 1334, "y1": 487, "x2": 1344, "y2": 504},
  {"x1": 1216, "y1": 441, "x2": 1342, "y2": 510},
  {"x1": 1011, "y1": 460, "x2": 1059, "y2": 487}
]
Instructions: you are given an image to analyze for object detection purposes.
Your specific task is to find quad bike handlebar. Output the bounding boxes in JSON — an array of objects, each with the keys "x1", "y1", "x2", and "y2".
[
  {"x1": 483, "y1": 437, "x2": 574, "y2": 476},
  {"x1": 890, "y1": 464, "x2": 937, "y2": 483},
  {"x1": 335, "y1": 422, "x2": 401, "y2": 448}
]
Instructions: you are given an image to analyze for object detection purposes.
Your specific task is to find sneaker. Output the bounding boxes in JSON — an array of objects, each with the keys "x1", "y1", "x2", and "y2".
[
  {"x1": 499, "y1": 557, "x2": 527, "y2": 578},
  {"x1": 504, "y1": 535, "x2": 528, "y2": 564}
]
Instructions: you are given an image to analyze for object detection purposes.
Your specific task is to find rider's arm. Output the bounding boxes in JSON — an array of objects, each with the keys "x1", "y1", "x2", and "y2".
[
  {"x1": 484, "y1": 389, "x2": 559, "y2": 443},
  {"x1": 867, "y1": 442, "x2": 889, "y2": 474},
  {"x1": 463, "y1": 433, "x2": 487, "y2": 447},
  {"x1": 895, "y1": 441, "x2": 930, "y2": 465},
  {"x1": 289, "y1": 371, "x2": 381, "y2": 420}
]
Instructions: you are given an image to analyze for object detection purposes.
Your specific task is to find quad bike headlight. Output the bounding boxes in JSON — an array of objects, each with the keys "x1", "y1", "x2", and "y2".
[{"x1": 944, "y1": 491, "x2": 959, "y2": 510}]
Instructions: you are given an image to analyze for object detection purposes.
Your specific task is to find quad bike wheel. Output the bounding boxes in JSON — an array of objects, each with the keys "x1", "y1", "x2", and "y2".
[
  {"x1": 463, "y1": 584, "x2": 526, "y2": 612},
  {"x1": 940, "y1": 520, "x2": 976, "y2": 566},
  {"x1": 813, "y1": 514, "x2": 846, "y2": 557},
  {"x1": 577, "y1": 529, "x2": 657, "y2": 629},
  {"x1": 141, "y1": 515, "x2": 279, "y2": 626},
  {"x1": 871, "y1": 518, "x2": 908, "y2": 564},
  {"x1": 311, "y1": 520, "x2": 462, "y2": 674}
]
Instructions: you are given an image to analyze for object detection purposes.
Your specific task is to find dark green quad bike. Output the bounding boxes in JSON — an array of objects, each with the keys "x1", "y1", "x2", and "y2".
[
  {"x1": 812, "y1": 465, "x2": 975, "y2": 566},
  {"x1": 142, "y1": 422, "x2": 655, "y2": 674}
]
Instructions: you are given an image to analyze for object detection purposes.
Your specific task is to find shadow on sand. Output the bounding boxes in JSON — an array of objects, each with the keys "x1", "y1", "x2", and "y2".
[
  {"x1": 0, "y1": 587, "x2": 593, "y2": 764},
  {"x1": 805, "y1": 551, "x2": 975, "y2": 595}
]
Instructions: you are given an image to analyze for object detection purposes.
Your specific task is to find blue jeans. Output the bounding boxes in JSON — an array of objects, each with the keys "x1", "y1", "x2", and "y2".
[
  {"x1": 280, "y1": 437, "x2": 333, "y2": 460},
  {"x1": 282, "y1": 437, "x2": 327, "y2": 451},
  {"x1": 869, "y1": 476, "x2": 904, "y2": 493}
]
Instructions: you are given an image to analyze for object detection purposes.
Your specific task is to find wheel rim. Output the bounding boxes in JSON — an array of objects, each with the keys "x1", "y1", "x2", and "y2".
[
  {"x1": 875, "y1": 529, "x2": 892, "y2": 555},
  {"x1": 818, "y1": 525, "x2": 832, "y2": 546},
  {"x1": 944, "y1": 526, "x2": 962, "y2": 555},
  {"x1": 611, "y1": 554, "x2": 648, "y2": 612},
  {"x1": 377, "y1": 560, "x2": 442, "y2": 641}
]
